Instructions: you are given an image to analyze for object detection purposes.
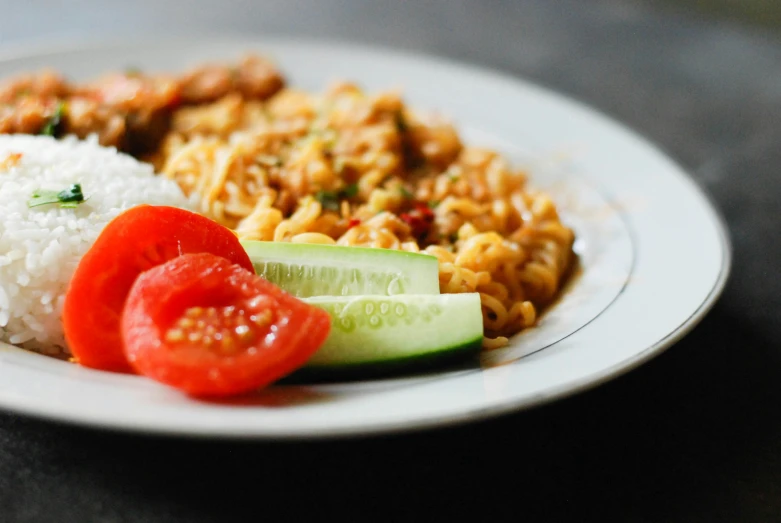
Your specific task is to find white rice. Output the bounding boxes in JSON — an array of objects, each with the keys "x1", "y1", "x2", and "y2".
[{"x1": 0, "y1": 135, "x2": 193, "y2": 355}]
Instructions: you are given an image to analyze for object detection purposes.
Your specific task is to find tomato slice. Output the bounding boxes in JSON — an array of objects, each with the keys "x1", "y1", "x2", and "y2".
[
  {"x1": 121, "y1": 252, "x2": 332, "y2": 397},
  {"x1": 63, "y1": 206, "x2": 253, "y2": 373}
]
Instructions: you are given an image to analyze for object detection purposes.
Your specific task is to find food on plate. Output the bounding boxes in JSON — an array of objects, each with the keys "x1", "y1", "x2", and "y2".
[
  {"x1": 67, "y1": 205, "x2": 479, "y2": 393},
  {"x1": 240, "y1": 240, "x2": 440, "y2": 297},
  {"x1": 27, "y1": 182, "x2": 87, "y2": 209},
  {"x1": 301, "y1": 293, "x2": 483, "y2": 376},
  {"x1": 0, "y1": 56, "x2": 283, "y2": 156},
  {"x1": 122, "y1": 252, "x2": 331, "y2": 397},
  {"x1": 146, "y1": 68, "x2": 575, "y2": 346},
  {"x1": 0, "y1": 53, "x2": 575, "y2": 384},
  {"x1": 0, "y1": 135, "x2": 191, "y2": 354},
  {"x1": 62, "y1": 205, "x2": 253, "y2": 373}
]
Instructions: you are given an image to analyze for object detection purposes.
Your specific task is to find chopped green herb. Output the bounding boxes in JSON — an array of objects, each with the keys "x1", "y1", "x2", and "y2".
[
  {"x1": 314, "y1": 190, "x2": 340, "y2": 211},
  {"x1": 399, "y1": 186, "x2": 413, "y2": 199},
  {"x1": 57, "y1": 184, "x2": 85, "y2": 203},
  {"x1": 315, "y1": 183, "x2": 359, "y2": 211},
  {"x1": 342, "y1": 183, "x2": 359, "y2": 198},
  {"x1": 28, "y1": 183, "x2": 86, "y2": 209},
  {"x1": 28, "y1": 191, "x2": 60, "y2": 208},
  {"x1": 427, "y1": 200, "x2": 440, "y2": 209},
  {"x1": 448, "y1": 173, "x2": 460, "y2": 182},
  {"x1": 448, "y1": 232, "x2": 459, "y2": 244},
  {"x1": 40, "y1": 101, "x2": 65, "y2": 137}
]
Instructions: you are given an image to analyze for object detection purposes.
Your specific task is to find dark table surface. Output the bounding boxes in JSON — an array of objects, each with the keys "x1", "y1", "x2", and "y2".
[{"x1": 1, "y1": 1, "x2": 780, "y2": 521}]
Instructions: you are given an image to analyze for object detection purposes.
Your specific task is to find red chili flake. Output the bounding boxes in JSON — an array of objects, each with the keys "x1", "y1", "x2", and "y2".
[
  {"x1": 413, "y1": 202, "x2": 435, "y2": 220},
  {"x1": 347, "y1": 218, "x2": 361, "y2": 229},
  {"x1": 400, "y1": 203, "x2": 435, "y2": 240}
]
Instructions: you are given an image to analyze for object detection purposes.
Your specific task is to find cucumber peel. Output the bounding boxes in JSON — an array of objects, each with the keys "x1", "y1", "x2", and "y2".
[
  {"x1": 240, "y1": 241, "x2": 484, "y2": 380},
  {"x1": 241, "y1": 240, "x2": 440, "y2": 297},
  {"x1": 300, "y1": 293, "x2": 483, "y2": 376}
]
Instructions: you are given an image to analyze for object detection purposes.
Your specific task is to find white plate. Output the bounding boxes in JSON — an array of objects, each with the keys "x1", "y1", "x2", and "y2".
[{"x1": 0, "y1": 37, "x2": 730, "y2": 438}]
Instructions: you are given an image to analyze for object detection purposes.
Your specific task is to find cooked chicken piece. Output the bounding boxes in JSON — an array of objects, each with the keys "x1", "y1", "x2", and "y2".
[
  {"x1": 179, "y1": 65, "x2": 234, "y2": 104},
  {"x1": 234, "y1": 55, "x2": 285, "y2": 100},
  {"x1": 0, "y1": 95, "x2": 57, "y2": 135},
  {"x1": 0, "y1": 70, "x2": 69, "y2": 103}
]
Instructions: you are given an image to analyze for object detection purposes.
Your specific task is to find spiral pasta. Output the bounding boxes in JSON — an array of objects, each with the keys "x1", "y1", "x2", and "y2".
[{"x1": 154, "y1": 81, "x2": 575, "y2": 347}]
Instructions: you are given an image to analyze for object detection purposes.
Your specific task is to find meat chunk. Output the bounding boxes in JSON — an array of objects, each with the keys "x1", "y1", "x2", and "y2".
[
  {"x1": 68, "y1": 74, "x2": 180, "y2": 153},
  {"x1": 0, "y1": 55, "x2": 286, "y2": 155},
  {"x1": 63, "y1": 97, "x2": 126, "y2": 148},
  {"x1": 234, "y1": 55, "x2": 285, "y2": 100},
  {"x1": 178, "y1": 55, "x2": 284, "y2": 104},
  {"x1": 124, "y1": 108, "x2": 171, "y2": 156},
  {"x1": 0, "y1": 96, "x2": 58, "y2": 135},
  {"x1": 0, "y1": 70, "x2": 69, "y2": 103},
  {"x1": 179, "y1": 65, "x2": 234, "y2": 104},
  {"x1": 79, "y1": 73, "x2": 180, "y2": 112}
]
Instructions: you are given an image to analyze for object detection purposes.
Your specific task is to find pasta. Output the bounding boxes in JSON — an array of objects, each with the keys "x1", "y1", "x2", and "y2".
[{"x1": 152, "y1": 80, "x2": 575, "y2": 347}]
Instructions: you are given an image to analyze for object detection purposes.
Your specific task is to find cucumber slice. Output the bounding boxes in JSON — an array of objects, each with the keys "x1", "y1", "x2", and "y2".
[
  {"x1": 300, "y1": 293, "x2": 483, "y2": 376},
  {"x1": 241, "y1": 240, "x2": 440, "y2": 297}
]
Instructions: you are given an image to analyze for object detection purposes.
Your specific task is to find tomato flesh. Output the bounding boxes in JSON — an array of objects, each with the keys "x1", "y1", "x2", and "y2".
[
  {"x1": 63, "y1": 205, "x2": 253, "y2": 373},
  {"x1": 121, "y1": 252, "x2": 331, "y2": 397}
]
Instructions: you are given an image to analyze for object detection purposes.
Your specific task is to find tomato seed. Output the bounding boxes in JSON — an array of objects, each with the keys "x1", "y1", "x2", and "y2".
[
  {"x1": 251, "y1": 310, "x2": 273, "y2": 327},
  {"x1": 219, "y1": 337, "x2": 241, "y2": 355},
  {"x1": 165, "y1": 328, "x2": 185, "y2": 342},
  {"x1": 186, "y1": 307, "x2": 204, "y2": 318}
]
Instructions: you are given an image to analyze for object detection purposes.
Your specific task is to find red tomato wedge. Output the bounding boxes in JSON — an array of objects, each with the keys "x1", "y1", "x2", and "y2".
[
  {"x1": 62, "y1": 206, "x2": 253, "y2": 373},
  {"x1": 121, "y1": 253, "x2": 331, "y2": 397}
]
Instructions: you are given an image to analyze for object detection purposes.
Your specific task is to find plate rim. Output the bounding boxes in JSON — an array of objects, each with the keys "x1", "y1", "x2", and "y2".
[{"x1": 0, "y1": 35, "x2": 732, "y2": 439}]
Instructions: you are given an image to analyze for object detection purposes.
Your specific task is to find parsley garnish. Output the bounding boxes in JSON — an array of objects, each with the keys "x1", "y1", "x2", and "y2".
[
  {"x1": 28, "y1": 183, "x2": 87, "y2": 209},
  {"x1": 314, "y1": 183, "x2": 358, "y2": 211},
  {"x1": 40, "y1": 101, "x2": 65, "y2": 137},
  {"x1": 399, "y1": 186, "x2": 413, "y2": 199},
  {"x1": 427, "y1": 200, "x2": 440, "y2": 209},
  {"x1": 341, "y1": 183, "x2": 359, "y2": 198},
  {"x1": 314, "y1": 190, "x2": 339, "y2": 211}
]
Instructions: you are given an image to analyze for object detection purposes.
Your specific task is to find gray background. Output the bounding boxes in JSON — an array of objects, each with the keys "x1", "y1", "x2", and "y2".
[{"x1": 1, "y1": 1, "x2": 780, "y2": 521}]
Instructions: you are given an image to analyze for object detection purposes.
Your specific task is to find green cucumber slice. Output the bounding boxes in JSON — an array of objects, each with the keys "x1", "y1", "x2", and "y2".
[
  {"x1": 241, "y1": 240, "x2": 440, "y2": 297},
  {"x1": 299, "y1": 293, "x2": 483, "y2": 376}
]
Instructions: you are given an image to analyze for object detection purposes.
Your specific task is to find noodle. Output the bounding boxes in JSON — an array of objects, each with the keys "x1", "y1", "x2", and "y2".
[{"x1": 156, "y1": 81, "x2": 575, "y2": 346}]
